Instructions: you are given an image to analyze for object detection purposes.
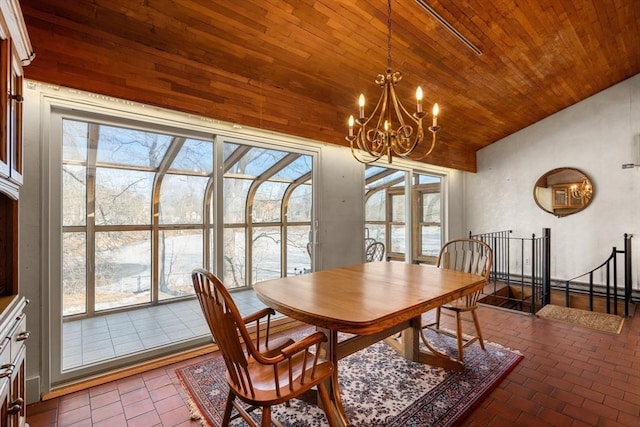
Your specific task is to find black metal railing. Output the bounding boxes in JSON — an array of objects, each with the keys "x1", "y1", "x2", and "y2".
[
  {"x1": 470, "y1": 228, "x2": 551, "y2": 314},
  {"x1": 564, "y1": 234, "x2": 633, "y2": 317}
]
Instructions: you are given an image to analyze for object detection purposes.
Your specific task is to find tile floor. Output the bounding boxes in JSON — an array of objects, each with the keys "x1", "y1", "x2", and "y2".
[
  {"x1": 28, "y1": 302, "x2": 639, "y2": 426},
  {"x1": 63, "y1": 290, "x2": 271, "y2": 369}
]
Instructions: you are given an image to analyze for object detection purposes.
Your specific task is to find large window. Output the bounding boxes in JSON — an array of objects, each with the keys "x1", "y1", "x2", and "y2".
[
  {"x1": 61, "y1": 118, "x2": 314, "y2": 317},
  {"x1": 62, "y1": 119, "x2": 212, "y2": 316},
  {"x1": 414, "y1": 173, "x2": 442, "y2": 263},
  {"x1": 365, "y1": 166, "x2": 442, "y2": 263},
  {"x1": 223, "y1": 144, "x2": 312, "y2": 287}
]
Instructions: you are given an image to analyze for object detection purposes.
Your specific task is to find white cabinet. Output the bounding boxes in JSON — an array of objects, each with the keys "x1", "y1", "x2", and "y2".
[{"x1": 0, "y1": 296, "x2": 28, "y2": 427}]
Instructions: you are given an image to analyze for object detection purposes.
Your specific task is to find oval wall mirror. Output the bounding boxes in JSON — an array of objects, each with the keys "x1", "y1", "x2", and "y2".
[{"x1": 533, "y1": 167, "x2": 594, "y2": 217}]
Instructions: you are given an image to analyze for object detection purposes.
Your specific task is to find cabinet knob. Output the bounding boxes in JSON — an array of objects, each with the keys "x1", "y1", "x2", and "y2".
[
  {"x1": 7, "y1": 398, "x2": 23, "y2": 414},
  {"x1": 10, "y1": 94, "x2": 23, "y2": 103},
  {"x1": 0, "y1": 363, "x2": 14, "y2": 378},
  {"x1": 16, "y1": 331, "x2": 30, "y2": 341}
]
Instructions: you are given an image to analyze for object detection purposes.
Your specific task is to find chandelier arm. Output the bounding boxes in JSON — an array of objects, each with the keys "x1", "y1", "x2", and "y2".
[
  {"x1": 387, "y1": 81, "x2": 423, "y2": 155},
  {"x1": 350, "y1": 142, "x2": 386, "y2": 164},
  {"x1": 357, "y1": 84, "x2": 390, "y2": 158},
  {"x1": 403, "y1": 129, "x2": 437, "y2": 161}
]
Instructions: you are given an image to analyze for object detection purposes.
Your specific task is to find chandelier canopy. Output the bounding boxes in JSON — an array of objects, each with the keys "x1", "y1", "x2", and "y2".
[{"x1": 346, "y1": 0, "x2": 440, "y2": 164}]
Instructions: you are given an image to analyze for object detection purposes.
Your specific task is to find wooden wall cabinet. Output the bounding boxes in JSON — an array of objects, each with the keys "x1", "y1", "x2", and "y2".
[{"x1": 0, "y1": 1, "x2": 33, "y2": 426}]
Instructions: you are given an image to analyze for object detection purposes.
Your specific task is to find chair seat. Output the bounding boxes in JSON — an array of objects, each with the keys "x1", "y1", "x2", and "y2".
[
  {"x1": 231, "y1": 353, "x2": 333, "y2": 406},
  {"x1": 442, "y1": 300, "x2": 477, "y2": 312}
]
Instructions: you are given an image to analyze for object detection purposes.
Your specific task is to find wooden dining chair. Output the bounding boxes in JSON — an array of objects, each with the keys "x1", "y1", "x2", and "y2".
[
  {"x1": 425, "y1": 239, "x2": 493, "y2": 362},
  {"x1": 365, "y1": 241, "x2": 385, "y2": 262},
  {"x1": 191, "y1": 268, "x2": 337, "y2": 427}
]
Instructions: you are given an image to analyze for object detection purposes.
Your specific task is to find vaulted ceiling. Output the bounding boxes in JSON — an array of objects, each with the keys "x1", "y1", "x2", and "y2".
[{"x1": 19, "y1": 0, "x2": 640, "y2": 171}]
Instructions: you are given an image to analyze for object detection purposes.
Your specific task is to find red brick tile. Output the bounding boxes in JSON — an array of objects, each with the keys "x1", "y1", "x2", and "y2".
[
  {"x1": 127, "y1": 409, "x2": 162, "y2": 427},
  {"x1": 149, "y1": 383, "x2": 179, "y2": 402},
  {"x1": 562, "y1": 403, "x2": 600, "y2": 425},
  {"x1": 89, "y1": 389, "x2": 120, "y2": 409},
  {"x1": 90, "y1": 401, "x2": 124, "y2": 424},
  {"x1": 537, "y1": 407, "x2": 573, "y2": 425},
  {"x1": 572, "y1": 384, "x2": 605, "y2": 403},
  {"x1": 123, "y1": 397, "x2": 156, "y2": 420}
]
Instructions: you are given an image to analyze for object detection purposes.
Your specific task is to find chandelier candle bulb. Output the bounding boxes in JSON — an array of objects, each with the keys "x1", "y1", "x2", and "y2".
[
  {"x1": 432, "y1": 103, "x2": 439, "y2": 127},
  {"x1": 348, "y1": 115, "x2": 354, "y2": 137},
  {"x1": 416, "y1": 87, "x2": 423, "y2": 113},
  {"x1": 358, "y1": 94, "x2": 365, "y2": 119}
]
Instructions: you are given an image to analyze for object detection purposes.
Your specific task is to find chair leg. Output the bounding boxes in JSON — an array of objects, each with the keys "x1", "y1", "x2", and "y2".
[
  {"x1": 317, "y1": 382, "x2": 338, "y2": 427},
  {"x1": 455, "y1": 311, "x2": 464, "y2": 363},
  {"x1": 261, "y1": 406, "x2": 271, "y2": 427},
  {"x1": 435, "y1": 306, "x2": 441, "y2": 329},
  {"x1": 471, "y1": 308, "x2": 485, "y2": 350},
  {"x1": 222, "y1": 391, "x2": 235, "y2": 426}
]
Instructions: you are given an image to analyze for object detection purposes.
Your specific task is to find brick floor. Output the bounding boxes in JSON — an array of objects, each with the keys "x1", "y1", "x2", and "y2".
[{"x1": 26, "y1": 304, "x2": 639, "y2": 426}]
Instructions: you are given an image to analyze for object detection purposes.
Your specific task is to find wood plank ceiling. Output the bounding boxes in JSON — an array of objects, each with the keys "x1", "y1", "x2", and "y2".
[{"x1": 19, "y1": 0, "x2": 640, "y2": 172}]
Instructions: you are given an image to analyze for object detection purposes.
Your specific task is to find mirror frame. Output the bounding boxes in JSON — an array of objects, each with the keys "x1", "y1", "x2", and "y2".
[{"x1": 533, "y1": 167, "x2": 594, "y2": 217}]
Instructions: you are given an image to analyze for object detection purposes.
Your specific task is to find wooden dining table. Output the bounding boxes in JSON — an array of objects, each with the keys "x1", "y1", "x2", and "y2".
[{"x1": 253, "y1": 261, "x2": 487, "y2": 426}]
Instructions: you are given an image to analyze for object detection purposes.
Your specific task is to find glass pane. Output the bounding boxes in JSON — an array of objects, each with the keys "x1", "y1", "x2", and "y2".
[
  {"x1": 365, "y1": 224, "x2": 385, "y2": 244},
  {"x1": 168, "y1": 138, "x2": 214, "y2": 173},
  {"x1": 95, "y1": 168, "x2": 154, "y2": 225},
  {"x1": 62, "y1": 232, "x2": 86, "y2": 316},
  {"x1": 226, "y1": 146, "x2": 287, "y2": 177},
  {"x1": 62, "y1": 165, "x2": 86, "y2": 226},
  {"x1": 253, "y1": 181, "x2": 287, "y2": 222},
  {"x1": 287, "y1": 184, "x2": 312, "y2": 222},
  {"x1": 422, "y1": 193, "x2": 441, "y2": 223},
  {"x1": 368, "y1": 170, "x2": 405, "y2": 190},
  {"x1": 62, "y1": 119, "x2": 88, "y2": 162},
  {"x1": 391, "y1": 194, "x2": 405, "y2": 222},
  {"x1": 252, "y1": 226, "x2": 281, "y2": 284},
  {"x1": 223, "y1": 142, "x2": 240, "y2": 162},
  {"x1": 159, "y1": 175, "x2": 209, "y2": 224},
  {"x1": 271, "y1": 155, "x2": 312, "y2": 180},
  {"x1": 96, "y1": 124, "x2": 172, "y2": 168},
  {"x1": 421, "y1": 225, "x2": 441, "y2": 258},
  {"x1": 390, "y1": 224, "x2": 405, "y2": 253},
  {"x1": 287, "y1": 225, "x2": 311, "y2": 275},
  {"x1": 223, "y1": 227, "x2": 246, "y2": 288},
  {"x1": 95, "y1": 231, "x2": 151, "y2": 311},
  {"x1": 365, "y1": 165, "x2": 386, "y2": 179},
  {"x1": 365, "y1": 191, "x2": 385, "y2": 221},
  {"x1": 418, "y1": 174, "x2": 440, "y2": 184},
  {"x1": 224, "y1": 177, "x2": 251, "y2": 224},
  {"x1": 158, "y1": 230, "x2": 202, "y2": 300}
]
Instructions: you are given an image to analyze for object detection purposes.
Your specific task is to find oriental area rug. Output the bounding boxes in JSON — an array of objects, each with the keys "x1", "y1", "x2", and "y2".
[
  {"x1": 536, "y1": 304, "x2": 624, "y2": 334},
  {"x1": 177, "y1": 328, "x2": 523, "y2": 427}
]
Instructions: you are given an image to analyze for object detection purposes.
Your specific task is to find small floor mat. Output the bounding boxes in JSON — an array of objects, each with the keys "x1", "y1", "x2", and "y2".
[{"x1": 536, "y1": 304, "x2": 624, "y2": 334}]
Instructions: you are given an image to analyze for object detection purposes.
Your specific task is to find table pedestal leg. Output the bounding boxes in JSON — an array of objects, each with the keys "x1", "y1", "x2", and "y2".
[
  {"x1": 395, "y1": 316, "x2": 464, "y2": 371},
  {"x1": 319, "y1": 328, "x2": 350, "y2": 426}
]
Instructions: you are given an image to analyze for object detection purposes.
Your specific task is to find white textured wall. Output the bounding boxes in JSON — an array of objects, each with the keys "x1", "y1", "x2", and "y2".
[
  {"x1": 317, "y1": 144, "x2": 366, "y2": 269},
  {"x1": 465, "y1": 73, "x2": 640, "y2": 287}
]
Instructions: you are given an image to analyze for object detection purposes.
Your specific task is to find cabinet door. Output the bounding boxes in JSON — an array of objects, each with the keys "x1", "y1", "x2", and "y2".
[
  {"x1": 8, "y1": 44, "x2": 22, "y2": 185},
  {"x1": 0, "y1": 38, "x2": 9, "y2": 179}
]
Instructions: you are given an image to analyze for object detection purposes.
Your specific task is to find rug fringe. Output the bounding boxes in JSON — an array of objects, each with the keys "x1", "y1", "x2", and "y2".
[{"x1": 186, "y1": 398, "x2": 211, "y2": 426}]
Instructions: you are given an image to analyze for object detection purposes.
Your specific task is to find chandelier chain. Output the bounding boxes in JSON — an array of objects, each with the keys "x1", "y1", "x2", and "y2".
[{"x1": 386, "y1": 0, "x2": 392, "y2": 69}]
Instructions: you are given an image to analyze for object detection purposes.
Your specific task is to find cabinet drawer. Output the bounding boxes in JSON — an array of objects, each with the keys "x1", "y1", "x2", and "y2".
[
  {"x1": 8, "y1": 314, "x2": 28, "y2": 362},
  {"x1": 0, "y1": 336, "x2": 10, "y2": 378}
]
